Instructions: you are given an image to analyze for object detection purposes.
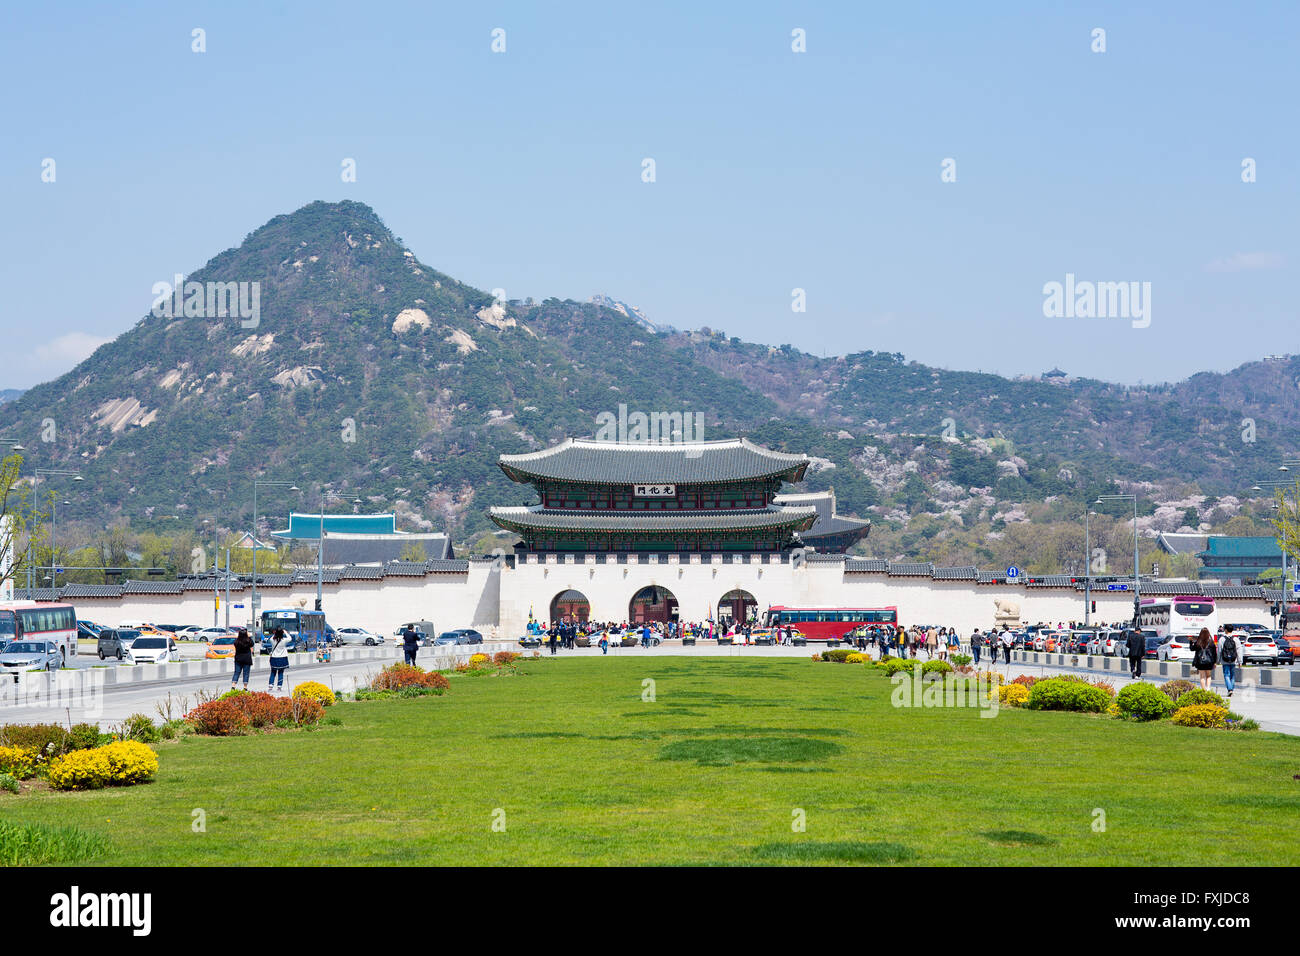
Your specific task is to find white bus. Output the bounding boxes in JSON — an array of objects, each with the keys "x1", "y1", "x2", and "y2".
[
  {"x1": 0, "y1": 601, "x2": 79, "y2": 665},
  {"x1": 1137, "y1": 595, "x2": 1218, "y2": 640}
]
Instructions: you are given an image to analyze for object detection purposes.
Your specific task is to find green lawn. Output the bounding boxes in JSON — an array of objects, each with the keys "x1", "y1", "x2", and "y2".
[{"x1": 6, "y1": 657, "x2": 1299, "y2": 865}]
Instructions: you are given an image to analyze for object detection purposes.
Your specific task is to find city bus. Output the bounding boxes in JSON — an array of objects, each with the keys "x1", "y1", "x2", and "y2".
[
  {"x1": 764, "y1": 605, "x2": 899, "y2": 643},
  {"x1": 1137, "y1": 596, "x2": 1218, "y2": 639},
  {"x1": 259, "y1": 608, "x2": 328, "y2": 652},
  {"x1": 0, "y1": 601, "x2": 78, "y2": 665}
]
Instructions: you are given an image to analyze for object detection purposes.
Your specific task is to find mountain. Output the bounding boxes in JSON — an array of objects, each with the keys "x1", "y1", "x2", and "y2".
[
  {"x1": 0, "y1": 200, "x2": 1290, "y2": 568},
  {"x1": 0, "y1": 389, "x2": 24, "y2": 403}
]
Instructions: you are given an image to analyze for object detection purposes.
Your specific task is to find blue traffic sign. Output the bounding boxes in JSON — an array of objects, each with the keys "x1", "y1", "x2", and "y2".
[
  {"x1": 1107, "y1": 583, "x2": 1129, "y2": 592},
  {"x1": 1292, "y1": 583, "x2": 1299, "y2": 594},
  {"x1": 1006, "y1": 566, "x2": 1020, "y2": 579}
]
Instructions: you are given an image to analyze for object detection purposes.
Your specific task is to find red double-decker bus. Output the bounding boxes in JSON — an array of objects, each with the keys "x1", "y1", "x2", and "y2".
[{"x1": 764, "y1": 605, "x2": 899, "y2": 643}]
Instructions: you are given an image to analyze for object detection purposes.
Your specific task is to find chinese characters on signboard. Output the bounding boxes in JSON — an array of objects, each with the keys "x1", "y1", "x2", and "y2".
[{"x1": 633, "y1": 484, "x2": 676, "y2": 497}]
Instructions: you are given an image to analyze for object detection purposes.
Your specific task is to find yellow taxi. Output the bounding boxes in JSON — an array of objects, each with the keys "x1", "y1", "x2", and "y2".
[{"x1": 205, "y1": 636, "x2": 238, "y2": 659}]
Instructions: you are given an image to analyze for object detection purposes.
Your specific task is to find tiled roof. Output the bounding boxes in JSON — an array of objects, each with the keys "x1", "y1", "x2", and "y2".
[
  {"x1": 384, "y1": 561, "x2": 428, "y2": 576},
  {"x1": 498, "y1": 438, "x2": 809, "y2": 486},
  {"x1": 60, "y1": 583, "x2": 125, "y2": 598},
  {"x1": 933, "y1": 566, "x2": 978, "y2": 581},
  {"x1": 976, "y1": 571, "x2": 1010, "y2": 584},
  {"x1": 489, "y1": 505, "x2": 817, "y2": 534},
  {"x1": 1201, "y1": 584, "x2": 1266, "y2": 599},
  {"x1": 121, "y1": 580, "x2": 183, "y2": 595},
  {"x1": 339, "y1": 565, "x2": 385, "y2": 580},
  {"x1": 292, "y1": 569, "x2": 340, "y2": 584},
  {"x1": 1025, "y1": 575, "x2": 1075, "y2": 588},
  {"x1": 845, "y1": 558, "x2": 888, "y2": 573},
  {"x1": 888, "y1": 562, "x2": 933, "y2": 577},
  {"x1": 253, "y1": 573, "x2": 294, "y2": 588},
  {"x1": 13, "y1": 588, "x2": 61, "y2": 601},
  {"x1": 1139, "y1": 581, "x2": 1202, "y2": 595},
  {"x1": 426, "y1": 559, "x2": 471, "y2": 572}
]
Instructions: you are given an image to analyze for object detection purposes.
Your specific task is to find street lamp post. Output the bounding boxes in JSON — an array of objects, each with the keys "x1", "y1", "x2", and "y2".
[
  {"x1": 1084, "y1": 509, "x2": 1096, "y2": 626},
  {"x1": 1097, "y1": 494, "x2": 1139, "y2": 626},
  {"x1": 251, "y1": 479, "x2": 299, "y2": 632},
  {"x1": 34, "y1": 469, "x2": 83, "y2": 592}
]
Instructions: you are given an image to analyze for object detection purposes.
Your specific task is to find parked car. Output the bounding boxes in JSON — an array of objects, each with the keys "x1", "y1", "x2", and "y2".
[
  {"x1": 196, "y1": 626, "x2": 237, "y2": 643},
  {"x1": 1143, "y1": 635, "x2": 1163, "y2": 659},
  {"x1": 125, "y1": 636, "x2": 179, "y2": 665},
  {"x1": 1085, "y1": 631, "x2": 1115, "y2": 655},
  {"x1": 1241, "y1": 634, "x2": 1281, "y2": 665},
  {"x1": 205, "y1": 636, "x2": 238, "y2": 659},
  {"x1": 335, "y1": 626, "x2": 385, "y2": 646},
  {"x1": 170, "y1": 625, "x2": 205, "y2": 640},
  {"x1": 751, "y1": 628, "x2": 777, "y2": 646},
  {"x1": 1224, "y1": 622, "x2": 1270, "y2": 636},
  {"x1": 435, "y1": 628, "x2": 483, "y2": 646},
  {"x1": 518, "y1": 633, "x2": 544, "y2": 649},
  {"x1": 97, "y1": 628, "x2": 142, "y2": 661},
  {"x1": 0, "y1": 640, "x2": 63, "y2": 672},
  {"x1": 1271, "y1": 632, "x2": 1295, "y2": 665},
  {"x1": 1157, "y1": 635, "x2": 1196, "y2": 662},
  {"x1": 77, "y1": 620, "x2": 102, "y2": 642}
]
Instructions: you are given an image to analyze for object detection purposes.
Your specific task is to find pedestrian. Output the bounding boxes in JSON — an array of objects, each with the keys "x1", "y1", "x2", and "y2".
[
  {"x1": 402, "y1": 623, "x2": 419, "y2": 666},
  {"x1": 1001, "y1": 628, "x2": 1013, "y2": 664},
  {"x1": 1125, "y1": 627, "x2": 1145, "y2": 680},
  {"x1": 267, "y1": 627, "x2": 290, "y2": 693},
  {"x1": 971, "y1": 628, "x2": 982, "y2": 665},
  {"x1": 1218, "y1": 624, "x2": 1241, "y2": 699},
  {"x1": 548, "y1": 629, "x2": 558, "y2": 656},
  {"x1": 1192, "y1": 627, "x2": 1218, "y2": 692},
  {"x1": 599, "y1": 633, "x2": 609, "y2": 655},
  {"x1": 231, "y1": 627, "x2": 255, "y2": 691}
]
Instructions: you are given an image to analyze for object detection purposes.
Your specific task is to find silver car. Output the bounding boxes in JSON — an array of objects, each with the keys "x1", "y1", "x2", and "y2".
[
  {"x1": 0, "y1": 640, "x2": 63, "y2": 672},
  {"x1": 335, "y1": 627, "x2": 384, "y2": 646}
]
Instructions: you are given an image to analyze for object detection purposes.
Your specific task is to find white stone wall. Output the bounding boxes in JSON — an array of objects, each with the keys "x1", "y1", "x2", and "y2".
[{"x1": 66, "y1": 560, "x2": 1275, "y2": 639}]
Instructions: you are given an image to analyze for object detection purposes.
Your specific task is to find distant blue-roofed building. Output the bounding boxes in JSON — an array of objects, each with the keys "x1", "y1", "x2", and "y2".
[
  {"x1": 1196, "y1": 536, "x2": 1283, "y2": 586},
  {"x1": 271, "y1": 512, "x2": 453, "y2": 567}
]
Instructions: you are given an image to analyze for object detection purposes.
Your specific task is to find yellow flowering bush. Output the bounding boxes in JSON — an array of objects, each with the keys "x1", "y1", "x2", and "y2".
[
  {"x1": 998, "y1": 683, "x2": 1030, "y2": 707},
  {"x1": 845, "y1": 652, "x2": 867, "y2": 664},
  {"x1": 291, "y1": 681, "x2": 336, "y2": 707},
  {"x1": 0, "y1": 745, "x2": 38, "y2": 780},
  {"x1": 469, "y1": 653, "x2": 489, "y2": 665},
  {"x1": 1171, "y1": 704, "x2": 1229, "y2": 729},
  {"x1": 47, "y1": 740, "x2": 158, "y2": 791}
]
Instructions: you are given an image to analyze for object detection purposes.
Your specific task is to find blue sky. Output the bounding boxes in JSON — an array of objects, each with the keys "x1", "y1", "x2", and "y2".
[{"x1": 1, "y1": 1, "x2": 1295, "y2": 388}]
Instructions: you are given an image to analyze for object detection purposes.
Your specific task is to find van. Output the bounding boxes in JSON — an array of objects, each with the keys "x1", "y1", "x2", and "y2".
[
  {"x1": 395, "y1": 621, "x2": 436, "y2": 645},
  {"x1": 97, "y1": 628, "x2": 142, "y2": 661}
]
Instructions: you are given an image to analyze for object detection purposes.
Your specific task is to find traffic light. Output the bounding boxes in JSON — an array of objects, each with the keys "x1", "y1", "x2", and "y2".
[{"x1": 1091, "y1": 601, "x2": 1097, "y2": 614}]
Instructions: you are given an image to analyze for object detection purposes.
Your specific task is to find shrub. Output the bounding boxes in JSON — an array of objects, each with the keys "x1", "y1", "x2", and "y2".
[
  {"x1": 975, "y1": 670, "x2": 1004, "y2": 686},
  {"x1": 1116, "y1": 682, "x2": 1175, "y2": 721},
  {"x1": 371, "y1": 663, "x2": 450, "y2": 692},
  {"x1": 186, "y1": 699, "x2": 253, "y2": 736},
  {"x1": 1011, "y1": 675, "x2": 1039, "y2": 687},
  {"x1": 68, "y1": 723, "x2": 100, "y2": 751},
  {"x1": 1171, "y1": 704, "x2": 1230, "y2": 729},
  {"x1": 1174, "y1": 689, "x2": 1226, "y2": 711},
  {"x1": 950, "y1": 653, "x2": 972, "y2": 667},
  {"x1": 292, "y1": 681, "x2": 336, "y2": 707},
  {"x1": 821, "y1": 649, "x2": 855, "y2": 662},
  {"x1": 0, "y1": 773, "x2": 18, "y2": 793},
  {"x1": 1225, "y1": 713, "x2": 1259, "y2": 731},
  {"x1": 922, "y1": 660, "x2": 953, "y2": 675},
  {"x1": 118, "y1": 713, "x2": 160, "y2": 744},
  {"x1": 1026, "y1": 678, "x2": 1111, "y2": 713},
  {"x1": 0, "y1": 723, "x2": 70, "y2": 756},
  {"x1": 1160, "y1": 679, "x2": 1197, "y2": 701},
  {"x1": 1090, "y1": 679, "x2": 1116, "y2": 698},
  {"x1": 880, "y1": 658, "x2": 919, "y2": 677},
  {"x1": 845, "y1": 652, "x2": 867, "y2": 664},
  {"x1": 469, "y1": 653, "x2": 489, "y2": 666},
  {"x1": 999, "y1": 684, "x2": 1030, "y2": 707},
  {"x1": 493, "y1": 651, "x2": 521, "y2": 666},
  {"x1": 219, "y1": 688, "x2": 249, "y2": 701},
  {"x1": 0, "y1": 746, "x2": 38, "y2": 780},
  {"x1": 47, "y1": 740, "x2": 158, "y2": 790}
]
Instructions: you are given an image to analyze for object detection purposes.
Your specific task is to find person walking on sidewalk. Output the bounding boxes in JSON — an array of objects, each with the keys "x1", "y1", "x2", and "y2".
[
  {"x1": 1218, "y1": 624, "x2": 1241, "y2": 699},
  {"x1": 402, "y1": 624, "x2": 419, "y2": 666},
  {"x1": 1192, "y1": 627, "x2": 1218, "y2": 692},
  {"x1": 1000, "y1": 628, "x2": 1013, "y2": 664},
  {"x1": 1125, "y1": 627, "x2": 1145, "y2": 680}
]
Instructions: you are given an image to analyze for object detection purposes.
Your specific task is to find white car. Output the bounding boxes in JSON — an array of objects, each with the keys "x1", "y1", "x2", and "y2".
[
  {"x1": 335, "y1": 626, "x2": 384, "y2": 646},
  {"x1": 196, "y1": 627, "x2": 236, "y2": 642},
  {"x1": 171, "y1": 625, "x2": 205, "y2": 640},
  {"x1": 1241, "y1": 634, "x2": 1280, "y2": 665},
  {"x1": 125, "y1": 636, "x2": 178, "y2": 665},
  {"x1": 1156, "y1": 635, "x2": 1195, "y2": 662}
]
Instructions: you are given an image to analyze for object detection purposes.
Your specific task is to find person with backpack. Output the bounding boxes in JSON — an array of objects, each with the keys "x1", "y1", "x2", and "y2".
[
  {"x1": 1192, "y1": 628, "x2": 1218, "y2": 692},
  {"x1": 1124, "y1": 627, "x2": 1145, "y2": 679},
  {"x1": 267, "y1": 627, "x2": 290, "y2": 693},
  {"x1": 1218, "y1": 625, "x2": 1240, "y2": 698}
]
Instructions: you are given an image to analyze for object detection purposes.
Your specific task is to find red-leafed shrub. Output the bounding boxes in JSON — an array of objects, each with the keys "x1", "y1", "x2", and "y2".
[
  {"x1": 372, "y1": 664, "x2": 450, "y2": 692},
  {"x1": 493, "y1": 651, "x2": 521, "y2": 666},
  {"x1": 187, "y1": 691, "x2": 322, "y2": 735},
  {"x1": 1011, "y1": 675, "x2": 1039, "y2": 687},
  {"x1": 186, "y1": 699, "x2": 253, "y2": 736}
]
